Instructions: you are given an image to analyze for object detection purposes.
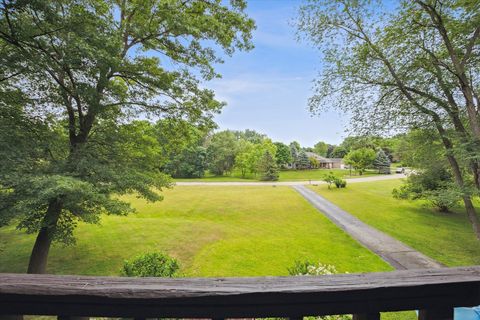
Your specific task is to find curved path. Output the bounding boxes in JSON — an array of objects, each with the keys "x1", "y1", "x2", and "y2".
[
  {"x1": 293, "y1": 185, "x2": 443, "y2": 270},
  {"x1": 175, "y1": 173, "x2": 405, "y2": 186}
]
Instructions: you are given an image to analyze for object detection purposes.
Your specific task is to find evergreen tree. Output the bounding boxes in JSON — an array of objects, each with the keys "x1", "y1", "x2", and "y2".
[
  {"x1": 289, "y1": 142, "x2": 299, "y2": 168},
  {"x1": 373, "y1": 149, "x2": 391, "y2": 174},
  {"x1": 296, "y1": 150, "x2": 311, "y2": 170},
  {"x1": 258, "y1": 151, "x2": 279, "y2": 181}
]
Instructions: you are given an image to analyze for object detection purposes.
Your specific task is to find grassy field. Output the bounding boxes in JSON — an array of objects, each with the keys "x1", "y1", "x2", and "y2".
[
  {"x1": 0, "y1": 186, "x2": 392, "y2": 276},
  {"x1": 175, "y1": 168, "x2": 384, "y2": 182},
  {"x1": 309, "y1": 179, "x2": 480, "y2": 266},
  {"x1": 0, "y1": 185, "x2": 415, "y2": 320}
]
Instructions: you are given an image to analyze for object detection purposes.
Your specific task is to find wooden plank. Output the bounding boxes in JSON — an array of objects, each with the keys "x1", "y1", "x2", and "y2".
[
  {"x1": 0, "y1": 267, "x2": 478, "y2": 317},
  {"x1": 418, "y1": 308, "x2": 454, "y2": 320}
]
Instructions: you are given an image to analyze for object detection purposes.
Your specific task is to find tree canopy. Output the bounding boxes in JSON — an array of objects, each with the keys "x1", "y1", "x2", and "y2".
[
  {"x1": 344, "y1": 148, "x2": 376, "y2": 175},
  {"x1": 297, "y1": 0, "x2": 480, "y2": 238},
  {"x1": 0, "y1": 0, "x2": 254, "y2": 273}
]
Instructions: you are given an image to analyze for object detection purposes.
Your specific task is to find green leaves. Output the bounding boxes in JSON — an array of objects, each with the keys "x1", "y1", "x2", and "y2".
[
  {"x1": 0, "y1": 0, "x2": 254, "y2": 250},
  {"x1": 123, "y1": 252, "x2": 180, "y2": 277},
  {"x1": 343, "y1": 148, "x2": 376, "y2": 175}
]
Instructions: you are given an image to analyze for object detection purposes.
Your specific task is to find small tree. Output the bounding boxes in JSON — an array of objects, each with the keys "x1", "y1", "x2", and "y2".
[
  {"x1": 258, "y1": 151, "x2": 279, "y2": 181},
  {"x1": 296, "y1": 150, "x2": 311, "y2": 170},
  {"x1": 373, "y1": 149, "x2": 391, "y2": 174},
  {"x1": 309, "y1": 156, "x2": 320, "y2": 169},
  {"x1": 343, "y1": 148, "x2": 376, "y2": 175},
  {"x1": 324, "y1": 172, "x2": 337, "y2": 189}
]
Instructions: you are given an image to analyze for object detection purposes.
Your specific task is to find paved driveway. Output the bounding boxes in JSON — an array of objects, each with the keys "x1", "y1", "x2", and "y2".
[{"x1": 293, "y1": 185, "x2": 443, "y2": 270}]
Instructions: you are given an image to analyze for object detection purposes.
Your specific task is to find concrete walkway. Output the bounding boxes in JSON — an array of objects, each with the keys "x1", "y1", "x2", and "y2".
[
  {"x1": 176, "y1": 173, "x2": 405, "y2": 186},
  {"x1": 293, "y1": 185, "x2": 443, "y2": 270}
]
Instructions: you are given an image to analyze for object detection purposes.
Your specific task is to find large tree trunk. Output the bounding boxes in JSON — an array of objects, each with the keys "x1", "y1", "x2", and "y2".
[
  {"x1": 463, "y1": 195, "x2": 480, "y2": 239},
  {"x1": 471, "y1": 162, "x2": 480, "y2": 190},
  {"x1": 27, "y1": 199, "x2": 62, "y2": 274},
  {"x1": 437, "y1": 126, "x2": 480, "y2": 240}
]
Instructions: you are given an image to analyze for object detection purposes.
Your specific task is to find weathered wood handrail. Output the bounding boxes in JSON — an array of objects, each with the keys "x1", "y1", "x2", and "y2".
[{"x1": 1, "y1": 266, "x2": 480, "y2": 319}]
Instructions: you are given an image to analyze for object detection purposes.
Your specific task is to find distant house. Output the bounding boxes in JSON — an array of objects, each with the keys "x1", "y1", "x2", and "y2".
[{"x1": 305, "y1": 152, "x2": 345, "y2": 169}]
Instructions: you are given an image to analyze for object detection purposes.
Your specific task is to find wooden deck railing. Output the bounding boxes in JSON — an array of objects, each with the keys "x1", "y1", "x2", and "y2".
[{"x1": 1, "y1": 266, "x2": 480, "y2": 320}]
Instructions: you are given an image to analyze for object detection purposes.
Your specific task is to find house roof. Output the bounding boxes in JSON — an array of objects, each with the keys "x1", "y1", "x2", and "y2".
[{"x1": 305, "y1": 152, "x2": 343, "y2": 163}]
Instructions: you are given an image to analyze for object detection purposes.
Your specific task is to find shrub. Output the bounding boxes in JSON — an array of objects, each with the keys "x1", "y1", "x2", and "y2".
[
  {"x1": 287, "y1": 260, "x2": 315, "y2": 275},
  {"x1": 334, "y1": 178, "x2": 347, "y2": 188},
  {"x1": 392, "y1": 167, "x2": 462, "y2": 212},
  {"x1": 123, "y1": 252, "x2": 179, "y2": 277},
  {"x1": 324, "y1": 172, "x2": 337, "y2": 189}
]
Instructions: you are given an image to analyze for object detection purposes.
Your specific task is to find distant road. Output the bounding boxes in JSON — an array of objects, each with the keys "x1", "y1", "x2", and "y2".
[{"x1": 175, "y1": 173, "x2": 405, "y2": 186}]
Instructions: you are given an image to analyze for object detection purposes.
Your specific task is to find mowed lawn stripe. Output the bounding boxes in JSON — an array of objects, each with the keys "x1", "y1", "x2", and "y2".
[
  {"x1": 308, "y1": 179, "x2": 480, "y2": 267},
  {"x1": 0, "y1": 186, "x2": 391, "y2": 276}
]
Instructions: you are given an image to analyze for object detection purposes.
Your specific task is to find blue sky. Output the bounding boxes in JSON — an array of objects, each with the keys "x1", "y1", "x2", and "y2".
[{"x1": 208, "y1": 0, "x2": 347, "y2": 147}]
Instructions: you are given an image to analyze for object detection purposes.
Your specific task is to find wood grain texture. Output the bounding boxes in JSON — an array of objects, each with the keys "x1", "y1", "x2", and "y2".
[{"x1": 0, "y1": 267, "x2": 479, "y2": 317}]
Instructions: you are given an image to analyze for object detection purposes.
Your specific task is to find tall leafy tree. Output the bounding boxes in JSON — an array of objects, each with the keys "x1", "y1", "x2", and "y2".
[
  {"x1": 325, "y1": 144, "x2": 335, "y2": 158},
  {"x1": 164, "y1": 146, "x2": 207, "y2": 178},
  {"x1": 297, "y1": 0, "x2": 480, "y2": 238},
  {"x1": 233, "y1": 129, "x2": 267, "y2": 143},
  {"x1": 206, "y1": 130, "x2": 240, "y2": 176},
  {"x1": 0, "y1": 0, "x2": 254, "y2": 273},
  {"x1": 234, "y1": 139, "x2": 254, "y2": 177},
  {"x1": 274, "y1": 142, "x2": 292, "y2": 167},
  {"x1": 234, "y1": 139, "x2": 276, "y2": 177},
  {"x1": 344, "y1": 148, "x2": 376, "y2": 175},
  {"x1": 330, "y1": 146, "x2": 348, "y2": 158},
  {"x1": 313, "y1": 141, "x2": 328, "y2": 157}
]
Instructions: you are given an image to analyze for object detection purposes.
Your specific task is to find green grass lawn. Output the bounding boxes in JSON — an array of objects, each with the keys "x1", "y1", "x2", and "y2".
[
  {"x1": 175, "y1": 168, "x2": 384, "y2": 182},
  {"x1": 0, "y1": 186, "x2": 391, "y2": 276},
  {"x1": 0, "y1": 185, "x2": 413, "y2": 320},
  {"x1": 308, "y1": 179, "x2": 480, "y2": 266}
]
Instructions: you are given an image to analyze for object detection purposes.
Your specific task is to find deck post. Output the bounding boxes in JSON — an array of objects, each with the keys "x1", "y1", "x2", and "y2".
[{"x1": 418, "y1": 308, "x2": 454, "y2": 320}]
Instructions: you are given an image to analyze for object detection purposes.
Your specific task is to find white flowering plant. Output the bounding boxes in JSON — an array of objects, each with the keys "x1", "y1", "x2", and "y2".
[{"x1": 288, "y1": 260, "x2": 351, "y2": 320}]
